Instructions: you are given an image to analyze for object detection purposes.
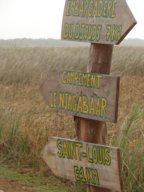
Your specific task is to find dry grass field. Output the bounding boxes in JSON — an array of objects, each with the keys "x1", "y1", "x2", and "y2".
[{"x1": 0, "y1": 46, "x2": 144, "y2": 191}]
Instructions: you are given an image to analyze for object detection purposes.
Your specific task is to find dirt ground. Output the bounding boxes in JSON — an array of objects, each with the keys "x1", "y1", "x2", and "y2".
[{"x1": 0, "y1": 179, "x2": 36, "y2": 192}]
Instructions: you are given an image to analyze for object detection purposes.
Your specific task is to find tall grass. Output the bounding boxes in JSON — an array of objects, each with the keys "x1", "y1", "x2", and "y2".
[
  {"x1": 0, "y1": 46, "x2": 144, "y2": 191},
  {"x1": 0, "y1": 46, "x2": 144, "y2": 85},
  {"x1": 0, "y1": 47, "x2": 88, "y2": 85},
  {"x1": 112, "y1": 104, "x2": 144, "y2": 191}
]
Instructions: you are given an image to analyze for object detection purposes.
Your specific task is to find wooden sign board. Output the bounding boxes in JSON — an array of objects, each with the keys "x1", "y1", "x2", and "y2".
[
  {"x1": 61, "y1": 0, "x2": 137, "y2": 44},
  {"x1": 41, "y1": 137, "x2": 123, "y2": 191},
  {"x1": 40, "y1": 71, "x2": 120, "y2": 122}
]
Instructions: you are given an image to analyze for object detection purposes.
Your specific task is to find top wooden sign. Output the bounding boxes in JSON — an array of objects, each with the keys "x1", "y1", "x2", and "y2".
[{"x1": 61, "y1": 0, "x2": 137, "y2": 44}]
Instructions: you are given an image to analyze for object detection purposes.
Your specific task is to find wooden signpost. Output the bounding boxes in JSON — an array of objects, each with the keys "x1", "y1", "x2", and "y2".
[
  {"x1": 62, "y1": 0, "x2": 136, "y2": 44},
  {"x1": 40, "y1": 71, "x2": 120, "y2": 122},
  {"x1": 41, "y1": 137, "x2": 122, "y2": 191},
  {"x1": 41, "y1": 0, "x2": 136, "y2": 191}
]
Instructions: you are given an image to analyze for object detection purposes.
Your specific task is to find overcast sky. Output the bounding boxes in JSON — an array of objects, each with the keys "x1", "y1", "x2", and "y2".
[{"x1": 0, "y1": 0, "x2": 143, "y2": 40}]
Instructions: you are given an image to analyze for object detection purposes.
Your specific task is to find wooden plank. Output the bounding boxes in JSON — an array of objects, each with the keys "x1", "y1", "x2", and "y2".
[
  {"x1": 40, "y1": 71, "x2": 120, "y2": 123},
  {"x1": 74, "y1": 44, "x2": 114, "y2": 192},
  {"x1": 61, "y1": 0, "x2": 136, "y2": 44},
  {"x1": 41, "y1": 137, "x2": 122, "y2": 192}
]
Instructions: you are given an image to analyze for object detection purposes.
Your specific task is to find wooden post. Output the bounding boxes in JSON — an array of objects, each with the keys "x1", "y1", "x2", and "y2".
[{"x1": 75, "y1": 43, "x2": 113, "y2": 192}]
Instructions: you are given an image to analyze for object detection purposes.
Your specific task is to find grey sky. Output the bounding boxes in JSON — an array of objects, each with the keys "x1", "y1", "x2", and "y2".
[{"x1": 0, "y1": 0, "x2": 143, "y2": 39}]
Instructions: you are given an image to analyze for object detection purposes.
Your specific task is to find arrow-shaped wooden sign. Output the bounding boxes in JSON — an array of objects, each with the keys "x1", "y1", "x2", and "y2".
[
  {"x1": 41, "y1": 137, "x2": 123, "y2": 192},
  {"x1": 40, "y1": 71, "x2": 120, "y2": 123},
  {"x1": 61, "y1": 0, "x2": 137, "y2": 44}
]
